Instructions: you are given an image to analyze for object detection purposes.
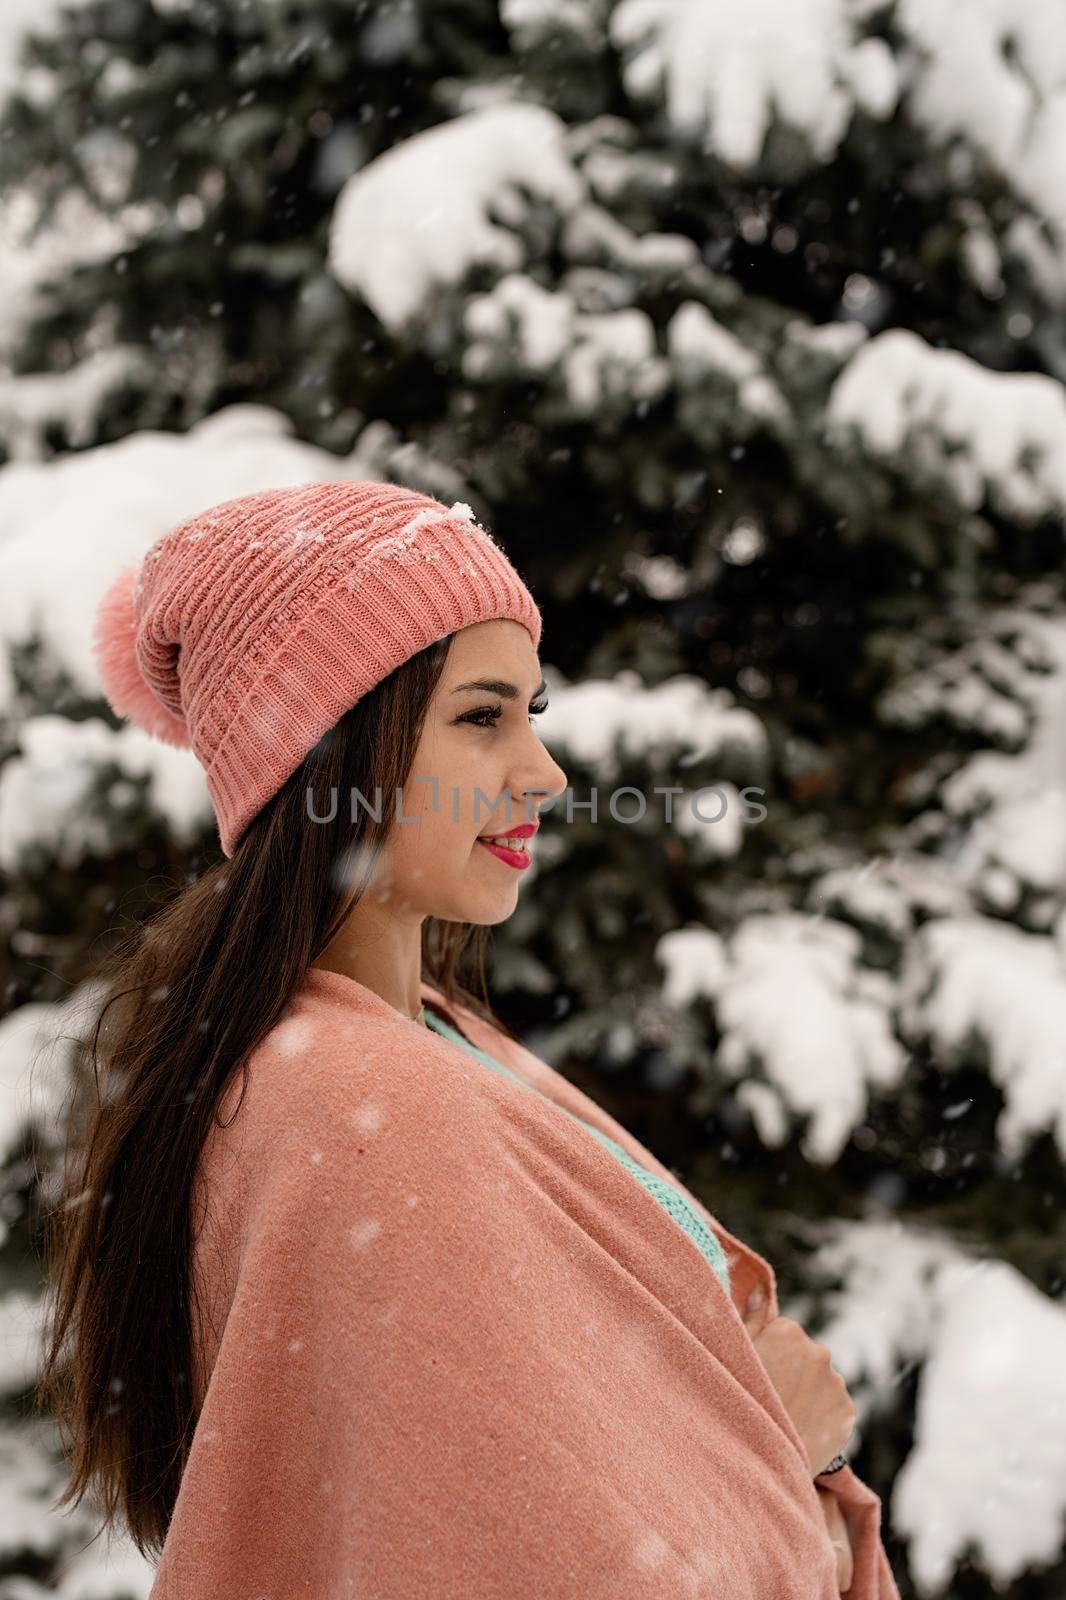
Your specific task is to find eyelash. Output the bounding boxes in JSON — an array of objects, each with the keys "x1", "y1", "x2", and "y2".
[{"x1": 459, "y1": 698, "x2": 549, "y2": 729}]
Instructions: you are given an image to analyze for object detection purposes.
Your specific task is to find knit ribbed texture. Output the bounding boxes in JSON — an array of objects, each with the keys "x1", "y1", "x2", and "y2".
[
  {"x1": 92, "y1": 481, "x2": 543, "y2": 856},
  {"x1": 423, "y1": 1005, "x2": 733, "y2": 1293}
]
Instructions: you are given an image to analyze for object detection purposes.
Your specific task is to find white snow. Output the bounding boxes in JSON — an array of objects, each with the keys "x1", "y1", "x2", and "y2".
[
  {"x1": 672, "y1": 781, "x2": 752, "y2": 860},
  {"x1": 0, "y1": 1413, "x2": 158, "y2": 1593},
  {"x1": 656, "y1": 911, "x2": 907, "y2": 1161},
  {"x1": 607, "y1": 0, "x2": 897, "y2": 168},
  {"x1": 0, "y1": 1419, "x2": 71, "y2": 1566},
  {"x1": 328, "y1": 102, "x2": 585, "y2": 330},
  {"x1": 0, "y1": 174, "x2": 161, "y2": 362},
  {"x1": 46, "y1": 1529, "x2": 159, "y2": 1598},
  {"x1": 826, "y1": 328, "x2": 1066, "y2": 522},
  {"x1": 0, "y1": 346, "x2": 153, "y2": 461},
  {"x1": 463, "y1": 273, "x2": 576, "y2": 377},
  {"x1": 339, "y1": 499, "x2": 488, "y2": 581},
  {"x1": 668, "y1": 301, "x2": 786, "y2": 422},
  {"x1": 733, "y1": 1080, "x2": 791, "y2": 1146},
  {"x1": 0, "y1": 984, "x2": 100, "y2": 1171},
  {"x1": 898, "y1": 0, "x2": 1066, "y2": 293},
  {"x1": 811, "y1": 1219, "x2": 1066, "y2": 1593},
  {"x1": 561, "y1": 306, "x2": 670, "y2": 415},
  {"x1": 349, "y1": 1216, "x2": 382, "y2": 1252},
  {"x1": 0, "y1": 715, "x2": 212, "y2": 871},
  {"x1": 0, "y1": 1, "x2": 96, "y2": 112},
  {"x1": 463, "y1": 267, "x2": 678, "y2": 416},
  {"x1": 268, "y1": 1016, "x2": 318, "y2": 1061},
  {"x1": 830, "y1": 852, "x2": 970, "y2": 927},
  {"x1": 601, "y1": 0, "x2": 1066, "y2": 290},
  {"x1": 500, "y1": 0, "x2": 605, "y2": 50},
  {"x1": 784, "y1": 317, "x2": 868, "y2": 364},
  {"x1": 895, "y1": 1256, "x2": 1066, "y2": 1590},
  {"x1": 881, "y1": 602, "x2": 1066, "y2": 940},
  {"x1": 929, "y1": 613, "x2": 1066, "y2": 918},
  {"x1": 535, "y1": 670, "x2": 768, "y2": 781},
  {"x1": 0, "y1": 1288, "x2": 45, "y2": 1394},
  {"x1": 655, "y1": 925, "x2": 729, "y2": 1009},
  {"x1": 806, "y1": 861, "x2": 919, "y2": 944},
  {"x1": 877, "y1": 619, "x2": 1047, "y2": 749},
  {"x1": 561, "y1": 200, "x2": 698, "y2": 274},
  {"x1": 899, "y1": 914, "x2": 1066, "y2": 1160}
]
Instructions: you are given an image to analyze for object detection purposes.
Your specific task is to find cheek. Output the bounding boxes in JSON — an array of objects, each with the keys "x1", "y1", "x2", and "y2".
[
  {"x1": 423, "y1": 734, "x2": 504, "y2": 831},
  {"x1": 388, "y1": 778, "x2": 473, "y2": 879},
  {"x1": 403, "y1": 724, "x2": 515, "y2": 843}
]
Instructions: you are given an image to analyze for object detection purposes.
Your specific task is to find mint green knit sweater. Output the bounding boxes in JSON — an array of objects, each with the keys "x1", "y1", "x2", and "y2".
[{"x1": 424, "y1": 1006, "x2": 732, "y2": 1295}]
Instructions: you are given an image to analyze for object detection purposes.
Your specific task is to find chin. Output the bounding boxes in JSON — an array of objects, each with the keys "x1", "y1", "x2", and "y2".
[
  {"x1": 428, "y1": 879, "x2": 521, "y2": 926},
  {"x1": 457, "y1": 893, "x2": 520, "y2": 927}
]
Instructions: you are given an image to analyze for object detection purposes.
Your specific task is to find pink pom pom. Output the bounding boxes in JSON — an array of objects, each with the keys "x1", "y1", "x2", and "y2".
[{"x1": 93, "y1": 565, "x2": 192, "y2": 749}]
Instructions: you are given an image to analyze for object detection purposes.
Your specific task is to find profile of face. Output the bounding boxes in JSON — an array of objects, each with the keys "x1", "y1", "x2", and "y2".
[{"x1": 370, "y1": 619, "x2": 568, "y2": 927}]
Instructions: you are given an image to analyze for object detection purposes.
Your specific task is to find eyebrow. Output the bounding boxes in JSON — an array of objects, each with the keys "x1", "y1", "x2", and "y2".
[{"x1": 451, "y1": 677, "x2": 548, "y2": 700}]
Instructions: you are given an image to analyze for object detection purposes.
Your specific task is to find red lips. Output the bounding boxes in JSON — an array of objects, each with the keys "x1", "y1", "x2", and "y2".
[{"x1": 477, "y1": 821, "x2": 539, "y2": 840}]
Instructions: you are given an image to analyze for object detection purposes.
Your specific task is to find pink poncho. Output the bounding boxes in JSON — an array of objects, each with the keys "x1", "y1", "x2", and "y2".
[{"x1": 151, "y1": 965, "x2": 900, "y2": 1599}]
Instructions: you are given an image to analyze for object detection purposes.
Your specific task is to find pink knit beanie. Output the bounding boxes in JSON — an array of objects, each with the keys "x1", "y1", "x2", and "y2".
[{"x1": 93, "y1": 479, "x2": 543, "y2": 857}]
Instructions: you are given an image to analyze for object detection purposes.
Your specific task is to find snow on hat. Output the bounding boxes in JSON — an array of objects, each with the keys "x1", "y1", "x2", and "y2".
[{"x1": 93, "y1": 479, "x2": 543, "y2": 857}]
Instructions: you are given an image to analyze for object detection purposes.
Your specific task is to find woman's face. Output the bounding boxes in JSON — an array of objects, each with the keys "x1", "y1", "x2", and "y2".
[{"x1": 374, "y1": 620, "x2": 568, "y2": 926}]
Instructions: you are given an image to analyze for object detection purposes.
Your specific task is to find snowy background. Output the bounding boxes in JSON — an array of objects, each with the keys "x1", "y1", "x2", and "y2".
[{"x1": 2, "y1": 1, "x2": 1066, "y2": 1595}]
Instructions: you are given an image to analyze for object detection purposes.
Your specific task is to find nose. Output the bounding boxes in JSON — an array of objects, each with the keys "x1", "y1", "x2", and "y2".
[
  {"x1": 518, "y1": 741, "x2": 567, "y2": 819},
  {"x1": 541, "y1": 750, "x2": 568, "y2": 801}
]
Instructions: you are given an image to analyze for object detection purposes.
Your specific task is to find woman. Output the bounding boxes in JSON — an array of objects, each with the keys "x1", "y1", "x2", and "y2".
[{"x1": 36, "y1": 481, "x2": 897, "y2": 1598}]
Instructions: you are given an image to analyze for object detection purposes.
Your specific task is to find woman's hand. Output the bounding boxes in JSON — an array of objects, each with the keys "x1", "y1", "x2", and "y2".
[
  {"x1": 741, "y1": 1288, "x2": 856, "y2": 1477},
  {"x1": 816, "y1": 1484, "x2": 855, "y2": 1593}
]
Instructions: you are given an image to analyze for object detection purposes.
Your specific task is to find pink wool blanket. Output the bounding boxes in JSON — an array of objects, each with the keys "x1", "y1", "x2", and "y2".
[{"x1": 152, "y1": 966, "x2": 900, "y2": 1599}]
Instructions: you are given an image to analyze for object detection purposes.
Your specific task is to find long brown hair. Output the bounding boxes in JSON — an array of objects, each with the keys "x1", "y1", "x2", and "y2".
[{"x1": 33, "y1": 630, "x2": 519, "y2": 1558}]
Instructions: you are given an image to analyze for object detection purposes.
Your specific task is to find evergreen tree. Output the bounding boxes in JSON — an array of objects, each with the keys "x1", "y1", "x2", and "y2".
[{"x1": 1, "y1": 1, "x2": 1064, "y2": 1592}]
